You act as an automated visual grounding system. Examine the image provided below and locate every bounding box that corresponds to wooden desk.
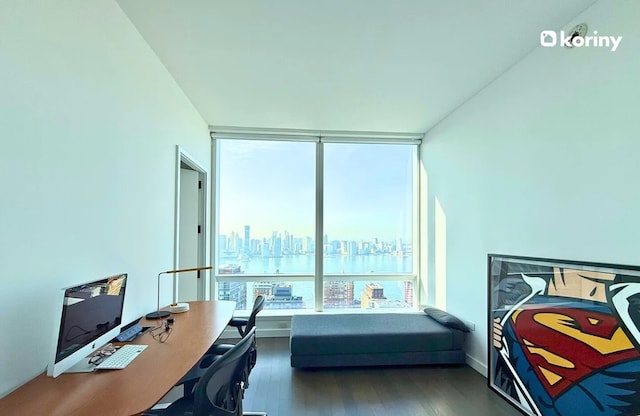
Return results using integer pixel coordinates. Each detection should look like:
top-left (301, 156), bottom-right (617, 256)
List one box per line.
top-left (0, 300), bottom-right (236, 416)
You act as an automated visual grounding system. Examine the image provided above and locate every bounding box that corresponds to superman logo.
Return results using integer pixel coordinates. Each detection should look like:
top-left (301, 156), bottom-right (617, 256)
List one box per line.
top-left (510, 306), bottom-right (640, 397)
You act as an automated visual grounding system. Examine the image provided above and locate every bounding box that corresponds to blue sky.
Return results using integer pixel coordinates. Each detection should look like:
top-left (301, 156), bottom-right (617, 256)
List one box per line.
top-left (218, 140), bottom-right (414, 242)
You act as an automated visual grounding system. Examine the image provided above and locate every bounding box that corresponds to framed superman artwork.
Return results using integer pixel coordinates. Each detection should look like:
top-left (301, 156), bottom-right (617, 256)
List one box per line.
top-left (488, 254), bottom-right (640, 416)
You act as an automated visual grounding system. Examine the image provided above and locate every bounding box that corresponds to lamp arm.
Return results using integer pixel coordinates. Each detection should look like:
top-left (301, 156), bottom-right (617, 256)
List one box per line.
top-left (146, 272), bottom-right (173, 320)
top-left (163, 266), bottom-right (213, 274)
top-left (147, 266), bottom-right (212, 320)
top-left (157, 266), bottom-right (213, 309)
top-left (156, 271), bottom-right (164, 313)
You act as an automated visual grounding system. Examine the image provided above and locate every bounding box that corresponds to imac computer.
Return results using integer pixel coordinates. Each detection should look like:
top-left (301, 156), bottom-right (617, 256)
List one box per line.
top-left (47, 273), bottom-right (127, 377)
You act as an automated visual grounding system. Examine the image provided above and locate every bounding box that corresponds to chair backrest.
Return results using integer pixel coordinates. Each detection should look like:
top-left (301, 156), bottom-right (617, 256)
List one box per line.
top-left (192, 327), bottom-right (256, 416)
top-left (244, 295), bottom-right (265, 334)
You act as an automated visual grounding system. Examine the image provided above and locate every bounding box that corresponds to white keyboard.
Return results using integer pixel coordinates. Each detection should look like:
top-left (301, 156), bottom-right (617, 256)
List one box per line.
top-left (94, 344), bottom-right (148, 370)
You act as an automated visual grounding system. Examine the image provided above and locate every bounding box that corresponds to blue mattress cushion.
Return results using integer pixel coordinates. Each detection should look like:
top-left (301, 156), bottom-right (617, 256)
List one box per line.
top-left (290, 313), bottom-right (464, 356)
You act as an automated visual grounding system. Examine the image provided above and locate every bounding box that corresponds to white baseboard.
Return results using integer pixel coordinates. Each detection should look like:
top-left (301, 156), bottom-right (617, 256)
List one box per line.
top-left (466, 353), bottom-right (487, 377)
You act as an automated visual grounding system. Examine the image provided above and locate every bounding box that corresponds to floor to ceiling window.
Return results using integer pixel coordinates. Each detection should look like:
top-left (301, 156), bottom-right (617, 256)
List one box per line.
top-left (322, 143), bottom-right (415, 309)
top-left (215, 139), bottom-right (316, 310)
top-left (213, 131), bottom-right (419, 312)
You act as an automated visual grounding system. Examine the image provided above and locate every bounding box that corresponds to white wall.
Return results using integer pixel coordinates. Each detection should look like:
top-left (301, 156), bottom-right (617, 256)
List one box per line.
top-left (0, 1), bottom-right (209, 396)
top-left (420, 0), bottom-right (640, 374)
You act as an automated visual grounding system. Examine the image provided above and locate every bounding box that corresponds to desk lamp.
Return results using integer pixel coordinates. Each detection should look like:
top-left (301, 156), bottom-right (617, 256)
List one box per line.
top-left (145, 266), bottom-right (213, 319)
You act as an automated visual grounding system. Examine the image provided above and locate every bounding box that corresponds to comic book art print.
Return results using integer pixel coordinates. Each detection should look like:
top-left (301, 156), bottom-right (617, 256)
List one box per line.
top-left (488, 254), bottom-right (640, 416)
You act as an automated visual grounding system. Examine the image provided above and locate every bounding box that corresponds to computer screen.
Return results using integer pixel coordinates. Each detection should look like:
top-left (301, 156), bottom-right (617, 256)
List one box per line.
top-left (47, 273), bottom-right (127, 377)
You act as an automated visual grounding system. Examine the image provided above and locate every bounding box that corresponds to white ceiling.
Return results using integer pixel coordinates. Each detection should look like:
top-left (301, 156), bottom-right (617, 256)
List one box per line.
top-left (117, 0), bottom-right (596, 133)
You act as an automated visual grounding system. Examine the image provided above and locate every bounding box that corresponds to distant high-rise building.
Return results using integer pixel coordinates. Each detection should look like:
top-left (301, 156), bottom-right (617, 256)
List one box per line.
top-left (361, 282), bottom-right (386, 309)
top-left (229, 231), bottom-right (241, 253)
top-left (339, 240), bottom-right (348, 255)
top-left (404, 281), bottom-right (414, 306)
top-left (272, 232), bottom-right (282, 257)
top-left (330, 240), bottom-right (341, 254)
top-left (244, 225), bottom-right (250, 253)
top-left (253, 282), bottom-right (272, 299)
top-left (304, 236), bottom-right (314, 254)
top-left (261, 238), bottom-right (270, 257)
top-left (217, 282), bottom-right (247, 310)
top-left (228, 231), bottom-right (235, 251)
top-left (293, 237), bottom-right (303, 254)
top-left (349, 241), bottom-right (358, 256)
top-left (283, 230), bottom-right (291, 254)
top-left (324, 280), bottom-right (354, 308)
top-left (218, 235), bottom-right (227, 252)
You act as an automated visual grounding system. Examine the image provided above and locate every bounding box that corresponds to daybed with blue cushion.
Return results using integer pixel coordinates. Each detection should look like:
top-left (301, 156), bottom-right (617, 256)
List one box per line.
top-left (289, 307), bottom-right (469, 368)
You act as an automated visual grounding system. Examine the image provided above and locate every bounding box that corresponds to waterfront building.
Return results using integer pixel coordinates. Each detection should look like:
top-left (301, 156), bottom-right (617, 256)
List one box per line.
top-left (253, 282), bottom-right (273, 299)
top-left (217, 281), bottom-right (247, 309)
top-left (404, 281), bottom-right (414, 306)
top-left (324, 280), bottom-right (355, 308)
top-left (265, 283), bottom-right (304, 309)
top-left (219, 263), bottom-right (242, 274)
top-left (361, 282), bottom-right (387, 309)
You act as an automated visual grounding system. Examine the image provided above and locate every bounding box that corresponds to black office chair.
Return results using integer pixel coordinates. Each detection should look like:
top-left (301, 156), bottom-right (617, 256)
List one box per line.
top-left (144, 328), bottom-right (258, 416)
top-left (209, 295), bottom-right (264, 359)
top-left (232, 294), bottom-right (265, 337)
top-left (179, 295), bottom-right (265, 397)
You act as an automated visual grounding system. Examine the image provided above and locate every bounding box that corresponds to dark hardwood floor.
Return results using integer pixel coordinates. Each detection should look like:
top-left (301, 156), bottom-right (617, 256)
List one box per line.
top-left (242, 337), bottom-right (521, 416)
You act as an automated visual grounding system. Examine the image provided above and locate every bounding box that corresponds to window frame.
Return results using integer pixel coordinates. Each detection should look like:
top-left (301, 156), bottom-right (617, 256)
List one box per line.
top-left (210, 128), bottom-right (422, 312)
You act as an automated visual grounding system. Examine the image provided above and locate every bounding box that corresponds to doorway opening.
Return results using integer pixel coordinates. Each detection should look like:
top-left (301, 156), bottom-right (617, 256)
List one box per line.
top-left (174, 146), bottom-right (208, 302)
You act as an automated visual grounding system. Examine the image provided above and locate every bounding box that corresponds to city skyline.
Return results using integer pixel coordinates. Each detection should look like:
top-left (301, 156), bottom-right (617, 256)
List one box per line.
top-left (219, 225), bottom-right (410, 242)
top-left (218, 223), bottom-right (412, 257)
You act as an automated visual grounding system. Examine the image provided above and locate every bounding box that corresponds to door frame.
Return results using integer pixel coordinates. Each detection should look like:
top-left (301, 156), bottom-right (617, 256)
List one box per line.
top-left (174, 145), bottom-right (208, 301)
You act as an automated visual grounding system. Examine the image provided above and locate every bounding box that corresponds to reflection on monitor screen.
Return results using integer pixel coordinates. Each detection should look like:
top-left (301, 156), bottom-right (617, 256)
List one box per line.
top-left (47, 273), bottom-right (127, 377)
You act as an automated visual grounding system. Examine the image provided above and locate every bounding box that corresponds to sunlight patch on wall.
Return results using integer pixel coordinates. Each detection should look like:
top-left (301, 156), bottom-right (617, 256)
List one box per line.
top-left (435, 196), bottom-right (447, 309)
